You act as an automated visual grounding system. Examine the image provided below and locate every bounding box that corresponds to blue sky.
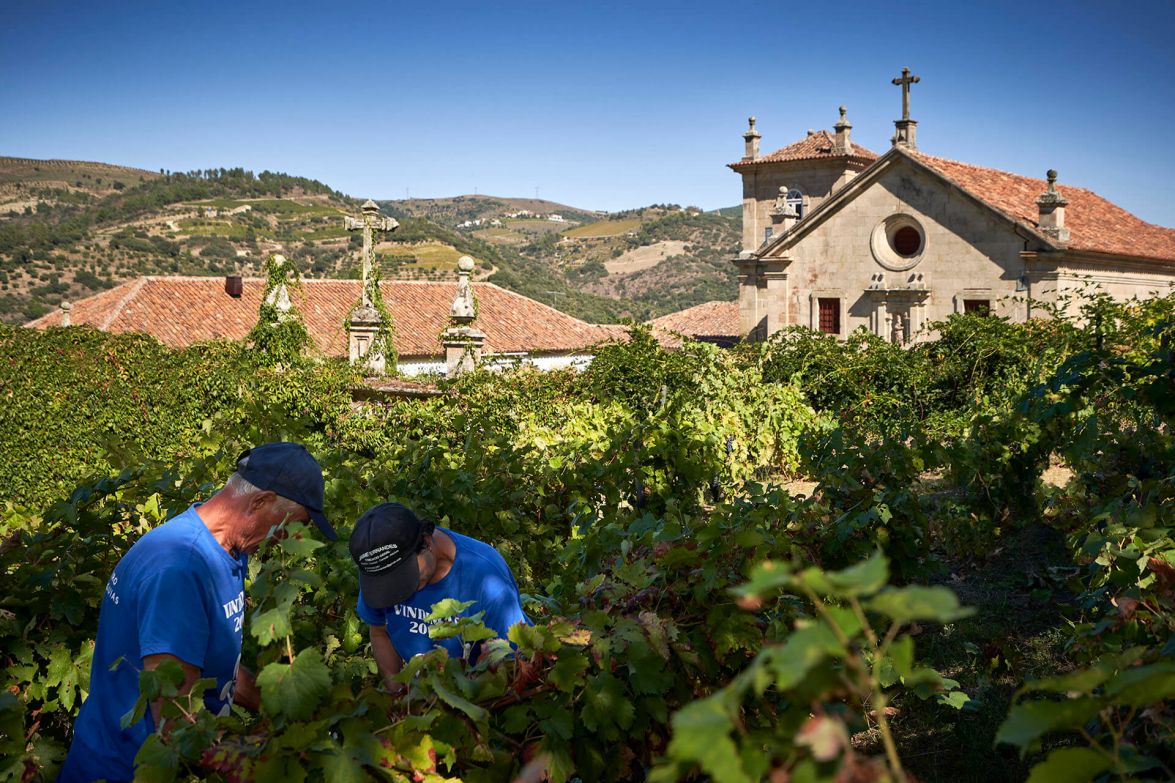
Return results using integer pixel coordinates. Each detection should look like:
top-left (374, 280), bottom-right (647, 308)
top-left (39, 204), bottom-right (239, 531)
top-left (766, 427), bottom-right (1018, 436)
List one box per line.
top-left (3, 1), bottom-right (1174, 224)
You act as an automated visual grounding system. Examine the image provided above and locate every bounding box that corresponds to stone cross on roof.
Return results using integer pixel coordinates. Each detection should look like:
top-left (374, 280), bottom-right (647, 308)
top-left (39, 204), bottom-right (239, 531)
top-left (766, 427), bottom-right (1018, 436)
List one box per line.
top-left (344, 199), bottom-right (399, 308)
top-left (892, 67), bottom-right (920, 121)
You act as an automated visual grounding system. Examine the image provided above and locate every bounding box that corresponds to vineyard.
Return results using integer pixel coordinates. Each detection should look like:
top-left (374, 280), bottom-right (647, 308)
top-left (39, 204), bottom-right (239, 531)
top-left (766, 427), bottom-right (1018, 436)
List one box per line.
top-left (2, 293), bottom-right (1174, 782)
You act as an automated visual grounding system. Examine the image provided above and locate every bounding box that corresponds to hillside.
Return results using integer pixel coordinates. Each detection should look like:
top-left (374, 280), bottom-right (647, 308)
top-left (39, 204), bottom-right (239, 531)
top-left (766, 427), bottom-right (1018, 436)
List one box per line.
top-left (0, 157), bottom-right (738, 326)
top-left (384, 194), bottom-right (601, 229)
top-left (524, 205), bottom-right (742, 319)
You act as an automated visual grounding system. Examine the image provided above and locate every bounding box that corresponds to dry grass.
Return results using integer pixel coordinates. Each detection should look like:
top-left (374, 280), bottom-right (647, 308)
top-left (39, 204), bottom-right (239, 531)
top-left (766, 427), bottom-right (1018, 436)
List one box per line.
top-left (562, 218), bottom-right (641, 238)
top-left (603, 240), bottom-right (688, 275)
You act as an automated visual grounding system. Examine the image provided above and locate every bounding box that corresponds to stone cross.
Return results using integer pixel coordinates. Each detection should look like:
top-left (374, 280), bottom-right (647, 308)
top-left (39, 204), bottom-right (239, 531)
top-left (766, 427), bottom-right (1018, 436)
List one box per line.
top-left (344, 199), bottom-right (399, 307)
top-left (892, 67), bottom-right (920, 121)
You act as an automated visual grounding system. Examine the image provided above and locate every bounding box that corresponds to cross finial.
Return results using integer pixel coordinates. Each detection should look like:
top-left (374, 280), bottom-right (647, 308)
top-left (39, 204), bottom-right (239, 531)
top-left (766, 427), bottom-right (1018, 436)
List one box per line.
top-left (345, 201), bottom-right (399, 309)
top-left (892, 67), bottom-right (921, 121)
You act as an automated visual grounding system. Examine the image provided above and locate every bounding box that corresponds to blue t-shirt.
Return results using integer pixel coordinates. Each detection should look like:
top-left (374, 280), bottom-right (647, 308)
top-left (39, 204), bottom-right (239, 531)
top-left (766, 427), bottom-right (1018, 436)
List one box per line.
top-left (60, 505), bottom-right (248, 783)
top-left (356, 528), bottom-right (529, 661)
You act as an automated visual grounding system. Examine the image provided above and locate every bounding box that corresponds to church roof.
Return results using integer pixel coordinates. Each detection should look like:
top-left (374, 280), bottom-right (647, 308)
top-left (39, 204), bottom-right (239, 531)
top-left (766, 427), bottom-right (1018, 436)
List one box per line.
top-left (908, 150), bottom-right (1175, 263)
top-left (25, 276), bottom-right (621, 358)
top-left (648, 300), bottom-right (739, 338)
top-left (729, 130), bottom-right (879, 170)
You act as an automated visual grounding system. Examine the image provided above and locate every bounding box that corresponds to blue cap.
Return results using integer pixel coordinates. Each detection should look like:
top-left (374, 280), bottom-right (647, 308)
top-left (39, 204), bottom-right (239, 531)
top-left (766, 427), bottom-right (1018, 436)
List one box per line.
top-left (235, 442), bottom-right (335, 541)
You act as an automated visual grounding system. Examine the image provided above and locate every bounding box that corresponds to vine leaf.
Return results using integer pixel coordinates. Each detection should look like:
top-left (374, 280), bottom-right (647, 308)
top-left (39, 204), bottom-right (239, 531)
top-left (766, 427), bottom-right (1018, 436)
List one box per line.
top-left (995, 697), bottom-right (1104, 752)
top-left (257, 648), bottom-right (331, 722)
top-left (431, 678), bottom-right (489, 725)
top-left (320, 746), bottom-right (368, 783)
top-left (664, 696), bottom-right (753, 783)
top-left (866, 585), bottom-right (974, 623)
top-left (1024, 747), bottom-right (1112, 783)
top-left (579, 672), bottom-right (635, 741)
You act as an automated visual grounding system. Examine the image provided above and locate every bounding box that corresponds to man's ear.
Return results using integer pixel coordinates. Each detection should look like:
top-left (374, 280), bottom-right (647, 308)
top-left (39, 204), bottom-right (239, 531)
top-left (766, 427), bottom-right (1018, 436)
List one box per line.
top-left (247, 490), bottom-right (277, 514)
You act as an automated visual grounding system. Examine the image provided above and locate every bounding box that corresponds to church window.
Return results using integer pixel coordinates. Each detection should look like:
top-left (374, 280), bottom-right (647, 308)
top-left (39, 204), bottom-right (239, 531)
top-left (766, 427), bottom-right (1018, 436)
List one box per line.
top-left (786, 189), bottom-right (805, 218)
top-left (892, 225), bottom-right (922, 257)
top-left (963, 299), bottom-right (991, 316)
top-left (871, 214), bottom-right (926, 272)
top-left (818, 298), bottom-right (840, 335)
top-left (764, 227), bottom-right (773, 242)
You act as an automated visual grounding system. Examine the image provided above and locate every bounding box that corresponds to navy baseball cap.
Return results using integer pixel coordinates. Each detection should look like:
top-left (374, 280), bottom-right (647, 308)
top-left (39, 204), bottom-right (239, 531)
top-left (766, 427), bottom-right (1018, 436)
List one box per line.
top-left (235, 442), bottom-right (336, 541)
top-left (349, 502), bottom-right (426, 608)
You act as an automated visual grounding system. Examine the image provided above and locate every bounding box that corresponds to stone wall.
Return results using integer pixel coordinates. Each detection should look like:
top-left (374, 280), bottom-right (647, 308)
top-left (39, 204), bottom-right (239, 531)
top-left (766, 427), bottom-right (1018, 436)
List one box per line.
top-left (740, 160), bottom-right (867, 251)
top-left (770, 161), bottom-right (1029, 339)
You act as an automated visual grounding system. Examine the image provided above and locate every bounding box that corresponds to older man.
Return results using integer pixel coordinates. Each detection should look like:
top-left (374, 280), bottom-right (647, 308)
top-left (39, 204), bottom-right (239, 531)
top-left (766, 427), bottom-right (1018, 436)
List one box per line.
top-left (59, 442), bottom-right (334, 783)
top-left (349, 502), bottom-right (530, 690)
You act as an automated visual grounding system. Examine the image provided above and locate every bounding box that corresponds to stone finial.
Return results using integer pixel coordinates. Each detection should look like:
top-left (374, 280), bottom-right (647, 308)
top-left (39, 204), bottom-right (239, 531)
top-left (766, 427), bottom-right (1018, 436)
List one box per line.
top-left (442, 254), bottom-right (484, 376)
top-left (60, 300), bottom-right (71, 327)
top-left (450, 255), bottom-right (477, 324)
top-left (770, 186), bottom-right (800, 232)
top-left (832, 105), bottom-right (853, 155)
top-left (1036, 169), bottom-right (1070, 242)
top-left (361, 199), bottom-right (379, 213)
top-left (743, 116), bottom-right (761, 160)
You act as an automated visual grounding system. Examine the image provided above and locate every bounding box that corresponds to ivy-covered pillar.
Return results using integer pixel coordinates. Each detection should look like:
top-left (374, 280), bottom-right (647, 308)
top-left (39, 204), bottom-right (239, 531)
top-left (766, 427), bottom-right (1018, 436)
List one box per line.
top-left (248, 253), bottom-right (309, 365)
top-left (348, 301), bottom-right (387, 375)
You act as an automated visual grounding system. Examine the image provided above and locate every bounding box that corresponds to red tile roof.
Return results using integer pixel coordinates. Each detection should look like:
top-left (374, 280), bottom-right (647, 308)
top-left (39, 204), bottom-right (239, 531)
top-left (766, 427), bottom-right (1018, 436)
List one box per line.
top-left (908, 150), bottom-right (1175, 263)
top-left (730, 130), bottom-right (879, 170)
top-left (648, 300), bottom-right (739, 338)
top-left (26, 277), bottom-right (619, 358)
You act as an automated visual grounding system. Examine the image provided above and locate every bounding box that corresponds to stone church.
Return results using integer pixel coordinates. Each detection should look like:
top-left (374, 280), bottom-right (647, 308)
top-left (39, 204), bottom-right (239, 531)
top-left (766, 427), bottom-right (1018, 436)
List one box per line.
top-left (731, 69), bottom-right (1175, 342)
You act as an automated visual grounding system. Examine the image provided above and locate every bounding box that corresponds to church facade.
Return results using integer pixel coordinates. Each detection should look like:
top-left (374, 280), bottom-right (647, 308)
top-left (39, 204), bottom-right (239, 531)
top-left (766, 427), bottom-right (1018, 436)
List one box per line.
top-left (731, 72), bottom-right (1175, 342)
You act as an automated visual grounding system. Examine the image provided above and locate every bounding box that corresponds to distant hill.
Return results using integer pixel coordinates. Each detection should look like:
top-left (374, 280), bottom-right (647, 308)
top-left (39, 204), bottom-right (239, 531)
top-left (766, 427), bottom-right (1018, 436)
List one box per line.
top-left (0, 157), bottom-right (739, 326)
top-left (384, 194), bottom-right (601, 228)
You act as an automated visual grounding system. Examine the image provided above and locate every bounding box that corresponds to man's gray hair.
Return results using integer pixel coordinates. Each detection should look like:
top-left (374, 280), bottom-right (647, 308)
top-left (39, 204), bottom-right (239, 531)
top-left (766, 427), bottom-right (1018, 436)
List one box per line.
top-left (223, 472), bottom-right (303, 517)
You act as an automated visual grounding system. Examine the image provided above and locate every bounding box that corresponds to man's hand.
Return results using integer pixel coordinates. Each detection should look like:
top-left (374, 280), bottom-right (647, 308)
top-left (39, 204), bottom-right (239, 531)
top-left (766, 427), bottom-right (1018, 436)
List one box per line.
top-left (233, 666), bottom-right (260, 711)
top-left (142, 653), bottom-right (201, 732)
top-left (369, 624), bottom-right (405, 695)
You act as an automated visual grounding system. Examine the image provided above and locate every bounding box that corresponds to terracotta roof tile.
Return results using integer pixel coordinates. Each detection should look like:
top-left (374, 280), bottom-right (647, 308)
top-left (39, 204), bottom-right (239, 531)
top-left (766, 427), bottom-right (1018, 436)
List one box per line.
top-left (909, 151), bottom-right (1175, 263)
top-left (730, 130), bottom-right (879, 169)
top-left (648, 300), bottom-right (739, 338)
top-left (27, 277), bottom-right (618, 358)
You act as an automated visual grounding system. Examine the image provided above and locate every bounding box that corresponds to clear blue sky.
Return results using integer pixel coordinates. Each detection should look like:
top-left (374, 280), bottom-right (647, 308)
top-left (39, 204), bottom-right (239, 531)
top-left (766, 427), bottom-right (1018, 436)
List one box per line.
top-left (3, 0), bottom-right (1174, 224)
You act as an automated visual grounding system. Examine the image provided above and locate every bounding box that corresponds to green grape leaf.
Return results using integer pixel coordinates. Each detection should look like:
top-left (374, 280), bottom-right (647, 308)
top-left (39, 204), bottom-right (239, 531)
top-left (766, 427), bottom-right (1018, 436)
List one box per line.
top-left (431, 677), bottom-right (489, 725)
top-left (579, 672), bottom-right (635, 741)
top-left (277, 524), bottom-right (325, 558)
top-left (798, 550), bottom-right (889, 597)
top-left (866, 586), bottom-right (973, 623)
top-left (996, 697), bottom-right (1104, 751)
top-left (256, 648), bottom-right (331, 722)
top-left (1025, 747), bottom-right (1112, 783)
top-left (132, 734), bottom-right (179, 783)
top-left (549, 649), bottom-right (589, 693)
top-left (665, 696), bottom-right (754, 783)
top-left (762, 622), bottom-right (843, 691)
top-left (320, 746), bottom-right (368, 783)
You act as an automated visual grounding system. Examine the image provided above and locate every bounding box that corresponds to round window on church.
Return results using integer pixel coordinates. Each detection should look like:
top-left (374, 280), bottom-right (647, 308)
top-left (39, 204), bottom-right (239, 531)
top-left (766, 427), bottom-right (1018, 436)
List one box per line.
top-left (871, 214), bottom-right (926, 271)
top-left (892, 225), bottom-right (922, 257)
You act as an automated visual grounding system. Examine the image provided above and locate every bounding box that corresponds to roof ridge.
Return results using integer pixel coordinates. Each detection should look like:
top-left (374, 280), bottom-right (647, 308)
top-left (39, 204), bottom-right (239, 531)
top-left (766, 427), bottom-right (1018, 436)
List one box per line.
top-left (100, 278), bottom-right (149, 329)
top-left (909, 150), bottom-right (1106, 201)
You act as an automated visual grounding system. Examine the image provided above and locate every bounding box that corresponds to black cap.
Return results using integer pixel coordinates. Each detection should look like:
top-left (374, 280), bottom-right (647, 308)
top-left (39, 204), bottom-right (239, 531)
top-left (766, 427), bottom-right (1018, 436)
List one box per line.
top-left (235, 442), bottom-right (335, 541)
top-left (348, 502), bottom-right (426, 608)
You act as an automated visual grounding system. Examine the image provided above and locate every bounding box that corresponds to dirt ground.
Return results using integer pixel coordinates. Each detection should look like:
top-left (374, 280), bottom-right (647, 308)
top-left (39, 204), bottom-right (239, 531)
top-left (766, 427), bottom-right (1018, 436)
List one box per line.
top-left (603, 240), bottom-right (687, 275)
